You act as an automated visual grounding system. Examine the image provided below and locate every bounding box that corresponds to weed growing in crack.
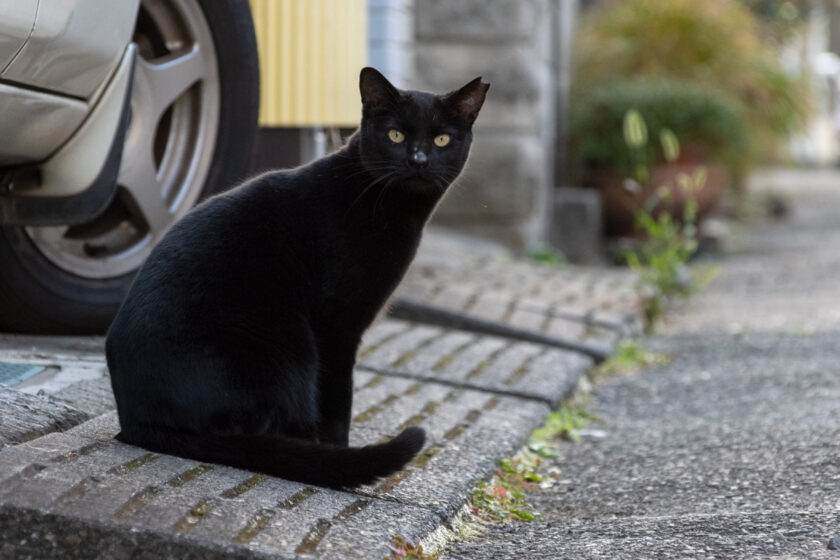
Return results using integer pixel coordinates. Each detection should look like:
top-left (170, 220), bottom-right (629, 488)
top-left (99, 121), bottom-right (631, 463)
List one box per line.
top-left (384, 536), bottom-right (438, 559)
top-left (596, 339), bottom-right (671, 376)
top-left (529, 402), bottom-right (596, 448)
top-left (620, 109), bottom-right (719, 331)
top-left (469, 452), bottom-right (547, 523)
top-left (469, 399), bottom-right (601, 523)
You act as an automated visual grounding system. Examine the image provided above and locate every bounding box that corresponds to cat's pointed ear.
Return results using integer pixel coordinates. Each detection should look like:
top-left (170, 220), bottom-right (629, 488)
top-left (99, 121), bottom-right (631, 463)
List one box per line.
top-left (444, 77), bottom-right (490, 125)
top-left (360, 67), bottom-right (400, 108)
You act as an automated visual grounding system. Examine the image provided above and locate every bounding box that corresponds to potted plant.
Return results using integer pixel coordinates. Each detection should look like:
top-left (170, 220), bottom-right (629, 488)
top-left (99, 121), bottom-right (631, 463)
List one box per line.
top-left (569, 80), bottom-right (748, 235)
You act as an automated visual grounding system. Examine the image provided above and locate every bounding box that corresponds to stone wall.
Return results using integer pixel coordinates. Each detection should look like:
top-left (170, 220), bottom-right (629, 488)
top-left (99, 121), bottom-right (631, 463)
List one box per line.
top-left (408, 0), bottom-right (565, 251)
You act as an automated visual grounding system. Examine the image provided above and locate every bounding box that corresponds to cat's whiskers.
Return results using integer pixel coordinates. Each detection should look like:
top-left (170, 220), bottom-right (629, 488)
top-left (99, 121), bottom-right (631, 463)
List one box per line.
top-left (373, 173), bottom-right (402, 216)
top-left (334, 158), bottom-right (403, 183)
top-left (331, 158), bottom-right (392, 172)
top-left (341, 169), bottom-right (389, 184)
top-left (434, 176), bottom-right (451, 197)
top-left (343, 169), bottom-right (399, 220)
top-left (432, 166), bottom-right (475, 204)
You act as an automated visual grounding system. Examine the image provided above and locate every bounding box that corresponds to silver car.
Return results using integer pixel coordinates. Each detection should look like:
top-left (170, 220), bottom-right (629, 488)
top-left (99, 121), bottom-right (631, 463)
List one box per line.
top-left (0, 0), bottom-right (259, 333)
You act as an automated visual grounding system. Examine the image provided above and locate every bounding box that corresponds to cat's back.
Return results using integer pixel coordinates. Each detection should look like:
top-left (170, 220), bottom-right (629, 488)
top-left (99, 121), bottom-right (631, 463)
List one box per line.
top-left (105, 145), bottom-right (362, 355)
top-left (107, 169), bottom-right (318, 343)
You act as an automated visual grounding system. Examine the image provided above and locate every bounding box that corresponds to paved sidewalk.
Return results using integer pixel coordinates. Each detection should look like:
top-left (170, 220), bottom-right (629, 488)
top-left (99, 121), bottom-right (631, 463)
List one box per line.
top-left (396, 232), bottom-right (642, 352)
top-left (445, 168), bottom-right (840, 558)
top-left (0, 231), bottom-right (642, 558)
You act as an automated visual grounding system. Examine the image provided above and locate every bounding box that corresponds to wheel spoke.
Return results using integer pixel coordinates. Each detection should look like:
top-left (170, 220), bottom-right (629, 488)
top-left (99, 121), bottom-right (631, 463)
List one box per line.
top-left (138, 45), bottom-right (205, 120)
top-left (118, 140), bottom-right (173, 235)
top-left (26, 225), bottom-right (70, 248)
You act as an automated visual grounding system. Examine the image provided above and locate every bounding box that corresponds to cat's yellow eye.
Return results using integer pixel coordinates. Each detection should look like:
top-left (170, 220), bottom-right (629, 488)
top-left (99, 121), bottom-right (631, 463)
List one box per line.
top-left (434, 134), bottom-right (451, 148)
top-left (388, 129), bottom-right (405, 143)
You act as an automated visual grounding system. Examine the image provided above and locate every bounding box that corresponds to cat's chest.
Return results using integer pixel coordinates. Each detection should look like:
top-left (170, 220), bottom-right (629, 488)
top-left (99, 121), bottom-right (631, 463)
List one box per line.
top-left (338, 226), bottom-right (417, 290)
top-left (320, 223), bottom-right (420, 326)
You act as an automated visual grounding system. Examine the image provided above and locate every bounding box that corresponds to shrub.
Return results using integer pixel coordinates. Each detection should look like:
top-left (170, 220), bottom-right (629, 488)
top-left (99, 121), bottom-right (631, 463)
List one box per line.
top-left (569, 80), bottom-right (748, 180)
top-left (573, 0), bottom-right (811, 163)
top-left (739, 0), bottom-right (811, 43)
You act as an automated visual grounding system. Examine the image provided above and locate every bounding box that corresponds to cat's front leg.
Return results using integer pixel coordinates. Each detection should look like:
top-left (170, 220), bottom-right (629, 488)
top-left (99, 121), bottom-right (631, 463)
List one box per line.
top-left (316, 350), bottom-right (355, 446)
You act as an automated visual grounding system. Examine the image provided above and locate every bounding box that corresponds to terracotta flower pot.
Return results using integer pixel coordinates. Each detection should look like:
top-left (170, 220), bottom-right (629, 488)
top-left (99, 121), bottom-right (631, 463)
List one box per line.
top-left (590, 163), bottom-right (730, 236)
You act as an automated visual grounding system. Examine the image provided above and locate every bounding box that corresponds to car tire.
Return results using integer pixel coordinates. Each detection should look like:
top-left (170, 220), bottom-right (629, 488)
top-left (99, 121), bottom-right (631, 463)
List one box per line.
top-left (0, 0), bottom-right (259, 334)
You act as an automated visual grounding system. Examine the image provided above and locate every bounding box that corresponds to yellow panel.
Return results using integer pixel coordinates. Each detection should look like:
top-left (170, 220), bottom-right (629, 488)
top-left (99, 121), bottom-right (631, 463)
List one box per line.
top-left (249, 0), bottom-right (367, 127)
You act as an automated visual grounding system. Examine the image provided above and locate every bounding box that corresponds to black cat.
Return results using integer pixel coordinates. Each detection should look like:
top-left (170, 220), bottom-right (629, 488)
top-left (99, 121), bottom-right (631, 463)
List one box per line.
top-left (105, 68), bottom-right (489, 489)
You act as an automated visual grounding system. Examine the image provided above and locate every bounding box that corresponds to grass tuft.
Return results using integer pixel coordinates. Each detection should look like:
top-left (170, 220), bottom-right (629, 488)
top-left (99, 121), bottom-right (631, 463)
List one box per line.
top-left (530, 402), bottom-right (596, 447)
top-left (596, 339), bottom-right (670, 376)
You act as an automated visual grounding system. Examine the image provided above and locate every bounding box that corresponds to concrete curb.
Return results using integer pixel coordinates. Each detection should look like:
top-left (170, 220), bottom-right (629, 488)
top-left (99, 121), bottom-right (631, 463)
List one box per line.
top-left (0, 243), bottom-right (643, 558)
top-left (0, 330), bottom-right (579, 558)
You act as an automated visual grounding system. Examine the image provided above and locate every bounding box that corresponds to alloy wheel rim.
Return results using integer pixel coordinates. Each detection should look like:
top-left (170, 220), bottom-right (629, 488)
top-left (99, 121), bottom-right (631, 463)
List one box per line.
top-left (25, 0), bottom-right (220, 280)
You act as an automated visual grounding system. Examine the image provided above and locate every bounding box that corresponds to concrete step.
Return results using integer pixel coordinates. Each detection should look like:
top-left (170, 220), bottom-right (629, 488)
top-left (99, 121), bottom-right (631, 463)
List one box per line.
top-left (0, 386), bottom-right (90, 447)
top-left (395, 238), bottom-right (644, 354)
top-left (359, 320), bottom-right (592, 407)
top-left (0, 368), bottom-right (549, 558)
top-left (396, 267), bottom-right (642, 339)
top-left (0, 317), bottom-right (587, 558)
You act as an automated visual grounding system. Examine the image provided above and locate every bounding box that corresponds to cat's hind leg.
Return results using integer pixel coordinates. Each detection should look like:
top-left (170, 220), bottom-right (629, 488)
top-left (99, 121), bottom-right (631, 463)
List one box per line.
top-left (209, 323), bottom-right (323, 442)
top-left (155, 321), bottom-right (322, 443)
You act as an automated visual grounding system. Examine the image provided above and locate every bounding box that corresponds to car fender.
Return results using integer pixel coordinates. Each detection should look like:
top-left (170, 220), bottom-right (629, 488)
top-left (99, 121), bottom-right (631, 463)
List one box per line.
top-left (0, 44), bottom-right (136, 225)
top-left (1, 0), bottom-right (140, 99)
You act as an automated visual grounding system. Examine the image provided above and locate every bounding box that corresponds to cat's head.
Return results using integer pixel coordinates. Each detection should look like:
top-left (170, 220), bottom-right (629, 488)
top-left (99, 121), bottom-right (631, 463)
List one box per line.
top-left (358, 67), bottom-right (489, 192)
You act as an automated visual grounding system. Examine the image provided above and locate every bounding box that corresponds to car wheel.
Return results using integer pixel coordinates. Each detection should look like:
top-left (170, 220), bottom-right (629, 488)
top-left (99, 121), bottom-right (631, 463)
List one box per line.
top-left (0, 0), bottom-right (259, 334)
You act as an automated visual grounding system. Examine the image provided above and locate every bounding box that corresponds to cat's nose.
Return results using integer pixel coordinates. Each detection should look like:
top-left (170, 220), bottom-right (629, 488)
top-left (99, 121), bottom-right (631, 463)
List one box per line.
top-left (409, 150), bottom-right (429, 169)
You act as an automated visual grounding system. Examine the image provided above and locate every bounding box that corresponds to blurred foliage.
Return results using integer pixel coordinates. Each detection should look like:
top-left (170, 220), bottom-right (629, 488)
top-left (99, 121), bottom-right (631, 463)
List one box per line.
top-left (573, 0), bottom-right (812, 166)
top-left (527, 247), bottom-right (566, 266)
top-left (570, 80), bottom-right (749, 180)
top-left (738, 0), bottom-right (811, 43)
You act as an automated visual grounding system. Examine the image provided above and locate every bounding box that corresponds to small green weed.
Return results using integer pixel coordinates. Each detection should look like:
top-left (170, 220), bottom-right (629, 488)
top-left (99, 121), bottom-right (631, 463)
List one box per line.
top-left (620, 109), bottom-right (718, 330)
top-left (497, 455), bottom-right (546, 485)
top-left (469, 402), bottom-right (596, 524)
top-left (527, 247), bottom-right (565, 266)
top-left (530, 402), bottom-right (594, 447)
top-left (384, 536), bottom-right (438, 559)
top-left (471, 478), bottom-right (538, 523)
top-left (596, 339), bottom-right (671, 376)
top-left (469, 453), bottom-right (545, 523)
top-left (626, 182), bottom-right (718, 328)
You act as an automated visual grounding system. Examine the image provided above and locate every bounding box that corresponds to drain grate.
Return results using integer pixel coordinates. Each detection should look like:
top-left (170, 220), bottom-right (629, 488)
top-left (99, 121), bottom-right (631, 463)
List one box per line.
top-left (0, 361), bottom-right (46, 386)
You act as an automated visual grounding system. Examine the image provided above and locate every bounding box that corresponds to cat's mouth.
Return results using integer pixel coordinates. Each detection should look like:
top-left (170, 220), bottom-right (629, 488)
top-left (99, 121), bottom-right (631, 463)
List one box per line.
top-left (400, 167), bottom-right (440, 182)
top-left (396, 171), bottom-right (448, 196)
top-left (399, 169), bottom-right (439, 188)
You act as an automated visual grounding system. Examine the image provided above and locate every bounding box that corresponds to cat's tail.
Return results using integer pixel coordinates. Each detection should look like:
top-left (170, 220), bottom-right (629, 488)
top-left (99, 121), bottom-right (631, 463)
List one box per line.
top-left (115, 426), bottom-right (426, 489)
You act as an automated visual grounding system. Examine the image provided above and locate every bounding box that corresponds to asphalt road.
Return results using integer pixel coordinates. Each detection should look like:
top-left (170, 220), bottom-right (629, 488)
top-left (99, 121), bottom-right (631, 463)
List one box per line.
top-left (444, 169), bottom-right (840, 559)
